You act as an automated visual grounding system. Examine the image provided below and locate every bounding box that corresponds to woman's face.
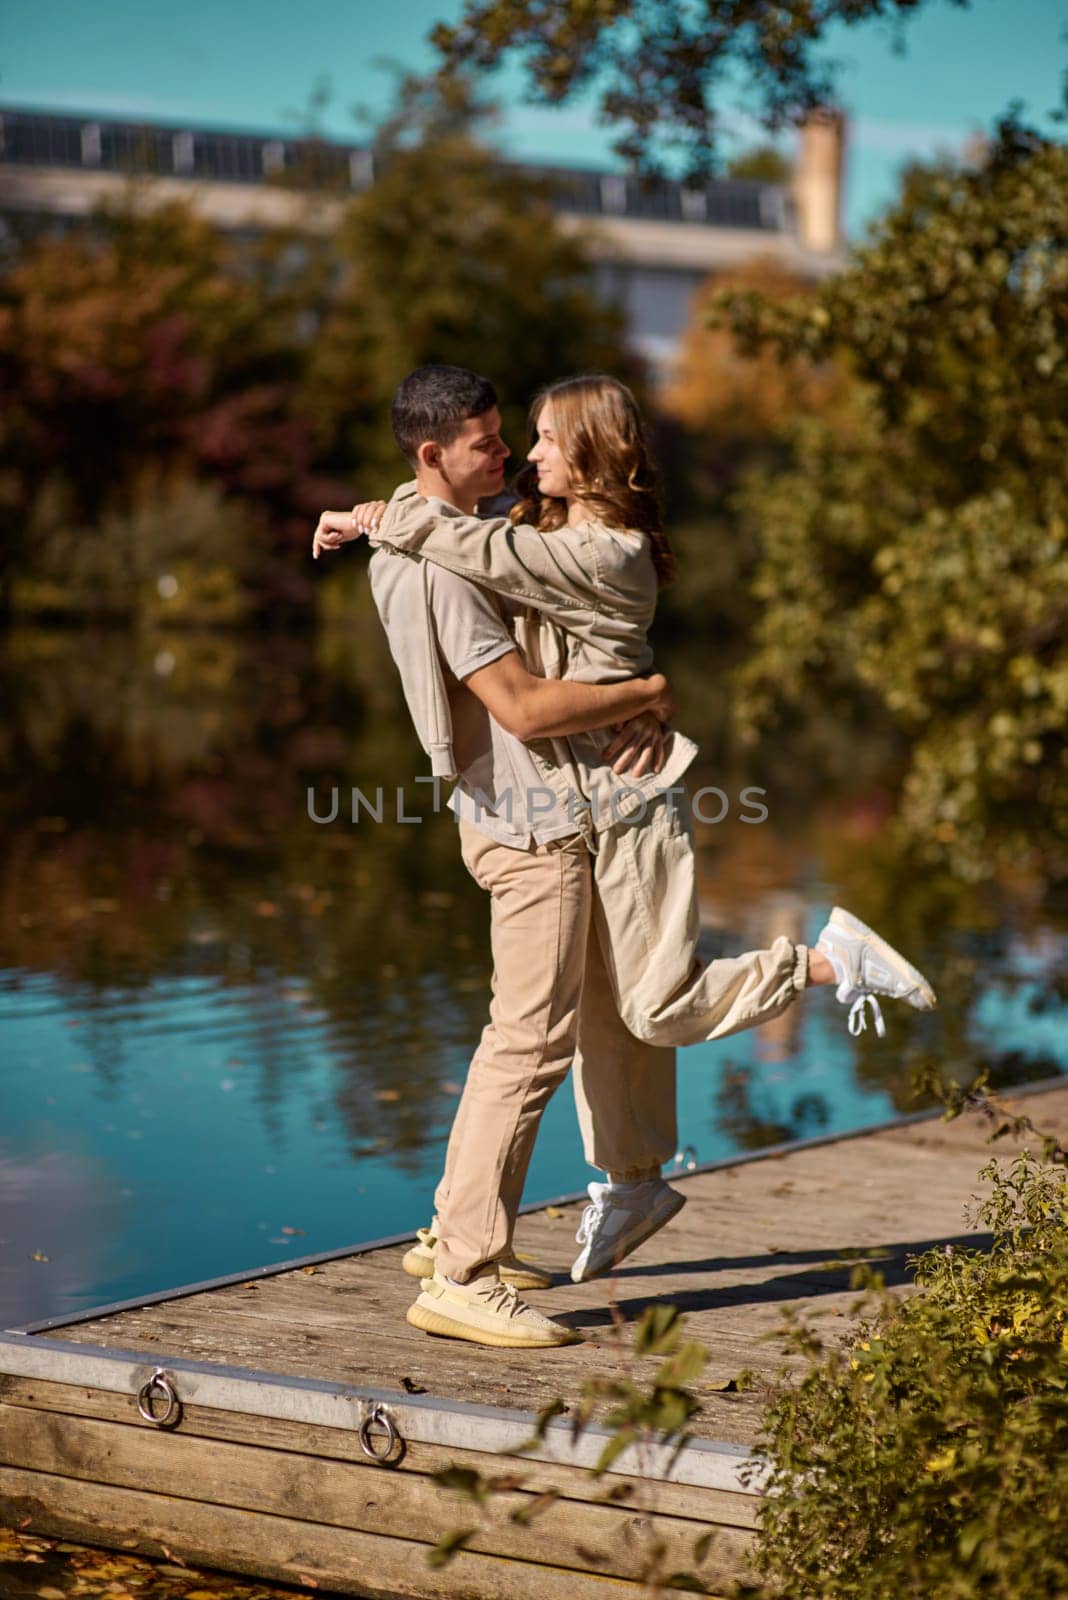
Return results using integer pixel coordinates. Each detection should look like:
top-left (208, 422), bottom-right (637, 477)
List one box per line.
top-left (527, 402), bottom-right (572, 499)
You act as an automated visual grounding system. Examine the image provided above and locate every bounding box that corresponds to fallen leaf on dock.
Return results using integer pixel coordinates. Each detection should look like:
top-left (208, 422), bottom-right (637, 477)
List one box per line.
top-left (544, 1206), bottom-right (565, 1218)
top-left (301, 1265), bottom-right (320, 1275)
top-left (401, 1375), bottom-right (427, 1393)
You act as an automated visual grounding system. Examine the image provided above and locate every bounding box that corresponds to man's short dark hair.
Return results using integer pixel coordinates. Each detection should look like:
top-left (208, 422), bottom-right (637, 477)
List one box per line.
top-left (391, 365), bottom-right (498, 466)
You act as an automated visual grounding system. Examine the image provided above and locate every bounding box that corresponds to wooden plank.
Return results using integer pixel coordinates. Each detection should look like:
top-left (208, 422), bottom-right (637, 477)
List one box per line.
top-left (14, 1081), bottom-right (1066, 1463)
top-left (0, 1334), bottom-right (764, 1492)
top-left (0, 1405), bottom-right (756, 1586)
top-left (0, 1376), bottom-right (760, 1528)
top-left (0, 1467), bottom-right (738, 1600)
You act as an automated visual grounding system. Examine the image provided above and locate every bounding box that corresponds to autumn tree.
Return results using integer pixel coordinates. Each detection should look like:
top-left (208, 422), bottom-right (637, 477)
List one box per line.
top-left (0, 192), bottom-right (344, 620)
top-left (0, 75), bottom-right (634, 619)
top-left (666, 257), bottom-right (848, 441)
top-left (713, 122), bottom-right (1068, 880)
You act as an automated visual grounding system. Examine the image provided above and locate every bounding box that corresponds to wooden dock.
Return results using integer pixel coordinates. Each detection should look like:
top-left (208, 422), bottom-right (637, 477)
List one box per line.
top-left (2, 1079), bottom-right (1066, 1600)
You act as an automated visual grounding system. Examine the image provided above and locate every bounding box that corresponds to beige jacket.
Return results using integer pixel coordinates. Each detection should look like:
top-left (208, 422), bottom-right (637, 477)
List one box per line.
top-left (368, 482), bottom-right (698, 845)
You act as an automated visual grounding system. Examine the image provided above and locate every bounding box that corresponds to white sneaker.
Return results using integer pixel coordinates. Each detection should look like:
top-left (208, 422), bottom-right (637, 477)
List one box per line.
top-left (406, 1270), bottom-right (580, 1348)
top-left (571, 1179), bottom-right (686, 1283)
top-left (816, 905), bottom-right (937, 1038)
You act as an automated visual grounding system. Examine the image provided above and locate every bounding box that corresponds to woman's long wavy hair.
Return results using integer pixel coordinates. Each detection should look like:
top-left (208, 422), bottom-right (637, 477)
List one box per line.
top-left (510, 375), bottom-right (677, 587)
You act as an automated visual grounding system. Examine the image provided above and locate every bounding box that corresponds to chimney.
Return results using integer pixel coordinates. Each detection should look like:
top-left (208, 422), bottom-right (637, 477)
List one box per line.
top-left (794, 107), bottom-right (846, 253)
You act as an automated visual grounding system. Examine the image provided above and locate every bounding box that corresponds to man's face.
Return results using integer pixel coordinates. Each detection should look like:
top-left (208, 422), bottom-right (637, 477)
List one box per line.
top-left (435, 406), bottom-right (511, 506)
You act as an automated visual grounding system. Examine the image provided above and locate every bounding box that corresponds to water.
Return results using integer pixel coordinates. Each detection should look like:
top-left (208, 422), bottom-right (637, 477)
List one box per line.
top-left (2, 622), bottom-right (1065, 1330)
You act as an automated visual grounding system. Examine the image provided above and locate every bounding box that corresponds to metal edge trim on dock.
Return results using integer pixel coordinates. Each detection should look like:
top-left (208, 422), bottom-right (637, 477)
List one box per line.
top-left (12, 1069), bottom-right (1064, 1339)
top-left (0, 1329), bottom-right (767, 1494)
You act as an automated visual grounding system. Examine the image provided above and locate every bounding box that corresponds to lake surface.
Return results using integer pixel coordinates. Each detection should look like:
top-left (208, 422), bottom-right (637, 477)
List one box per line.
top-left (2, 621), bottom-right (1066, 1330)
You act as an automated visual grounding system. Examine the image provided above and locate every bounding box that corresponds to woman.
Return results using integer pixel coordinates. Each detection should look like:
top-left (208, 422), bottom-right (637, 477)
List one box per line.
top-left (316, 375), bottom-right (937, 1055)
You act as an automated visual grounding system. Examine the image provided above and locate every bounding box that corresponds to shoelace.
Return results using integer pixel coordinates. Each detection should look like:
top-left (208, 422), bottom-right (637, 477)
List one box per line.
top-left (575, 1197), bottom-right (606, 1248)
top-left (483, 1279), bottom-right (521, 1317)
top-left (848, 993), bottom-right (886, 1038)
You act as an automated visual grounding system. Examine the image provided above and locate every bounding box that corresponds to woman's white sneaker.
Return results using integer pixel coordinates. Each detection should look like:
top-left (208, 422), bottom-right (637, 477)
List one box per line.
top-left (816, 906), bottom-right (937, 1038)
top-left (571, 1179), bottom-right (686, 1283)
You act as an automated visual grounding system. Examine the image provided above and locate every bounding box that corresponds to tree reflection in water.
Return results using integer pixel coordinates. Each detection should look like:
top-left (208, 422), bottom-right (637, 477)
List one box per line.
top-left (0, 622), bottom-right (1065, 1313)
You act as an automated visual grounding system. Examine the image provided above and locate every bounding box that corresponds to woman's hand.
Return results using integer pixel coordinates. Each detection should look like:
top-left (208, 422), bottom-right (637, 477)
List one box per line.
top-left (603, 710), bottom-right (666, 778)
top-left (645, 671), bottom-right (677, 727)
top-left (312, 501), bottom-right (387, 560)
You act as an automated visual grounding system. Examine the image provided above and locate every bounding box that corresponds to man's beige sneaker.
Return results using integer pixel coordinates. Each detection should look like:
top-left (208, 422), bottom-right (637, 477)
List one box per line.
top-left (401, 1225), bottom-right (553, 1290)
top-left (406, 1270), bottom-right (581, 1348)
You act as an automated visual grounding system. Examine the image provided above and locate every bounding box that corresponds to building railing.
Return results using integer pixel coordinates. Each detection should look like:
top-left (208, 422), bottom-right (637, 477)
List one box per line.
top-left (0, 105), bottom-right (791, 233)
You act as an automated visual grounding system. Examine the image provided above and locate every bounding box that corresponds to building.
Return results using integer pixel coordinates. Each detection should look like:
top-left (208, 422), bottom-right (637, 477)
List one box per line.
top-left (0, 104), bottom-right (847, 374)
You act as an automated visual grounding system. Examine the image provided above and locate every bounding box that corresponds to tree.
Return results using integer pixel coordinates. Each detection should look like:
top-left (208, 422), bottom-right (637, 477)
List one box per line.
top-left (665, 257), bottom-right (848, 441)
top-left (712, 122), bottom-right (1068, 881)
top-left (727, 145), bottom-right (793, 184)
top-left (0, 74), bottom-right (630, 619)
top-left (0, 191), bottom-right (344, 620)
top-left (299, 73), bottom-right (639, 492)
top-left (429, 0), bottom-right (967, 170)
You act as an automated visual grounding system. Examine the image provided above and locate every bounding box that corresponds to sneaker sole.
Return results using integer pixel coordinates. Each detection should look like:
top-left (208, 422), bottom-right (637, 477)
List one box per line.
top-left (402, 1248), bottom-right (435, 1279)
top-left (406, 1301), bottom-right (581, 1348)
top-left (830, 907), bottom-right (937, 1010)
top-left (571, 1191), bottom-right (687, 1284)
top-left (402, 1249), bottom-right (553, 1290)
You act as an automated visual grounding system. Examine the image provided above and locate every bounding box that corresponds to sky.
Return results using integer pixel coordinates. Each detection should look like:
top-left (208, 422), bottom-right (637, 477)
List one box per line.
top-left (1, 0), bottom-right (1064, 239)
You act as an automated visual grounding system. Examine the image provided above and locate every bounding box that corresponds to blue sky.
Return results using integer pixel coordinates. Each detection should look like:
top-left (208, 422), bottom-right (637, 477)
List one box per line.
top-left (1, 0), bottom-right (1064, 238)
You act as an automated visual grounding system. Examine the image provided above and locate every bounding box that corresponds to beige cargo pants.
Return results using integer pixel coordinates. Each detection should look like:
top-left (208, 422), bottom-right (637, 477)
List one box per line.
top-left (433, 790), bottom-right (809, 1283)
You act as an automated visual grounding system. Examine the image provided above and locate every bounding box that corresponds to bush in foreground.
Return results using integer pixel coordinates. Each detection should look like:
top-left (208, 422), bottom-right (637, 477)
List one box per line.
top-left (750, 1107), bottom-right (1068, 1600)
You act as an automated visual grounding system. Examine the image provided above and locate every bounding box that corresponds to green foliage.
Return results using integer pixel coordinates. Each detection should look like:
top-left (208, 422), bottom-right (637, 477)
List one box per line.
top-left (716, 123), bottom-right (1068, 880)
top-left (16, 473), bottom-right (257, 625)
top-left (426, 1527), bottom-right (475, 1568)
top-left (429, 0), bottom-right (963, 170)
top-left (751, 1087), bottom-right (1068, 1600)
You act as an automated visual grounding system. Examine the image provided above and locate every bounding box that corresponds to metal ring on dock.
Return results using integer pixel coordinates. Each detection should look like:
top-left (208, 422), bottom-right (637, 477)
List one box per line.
top-left (357, 1402), bottom-right (401, 1463)
top-left (136, 1368), bottom-right (182, 1428)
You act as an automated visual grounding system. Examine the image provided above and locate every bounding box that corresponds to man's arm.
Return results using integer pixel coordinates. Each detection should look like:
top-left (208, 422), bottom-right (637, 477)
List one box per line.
top-left (463, 649), bottom-right (674, 743)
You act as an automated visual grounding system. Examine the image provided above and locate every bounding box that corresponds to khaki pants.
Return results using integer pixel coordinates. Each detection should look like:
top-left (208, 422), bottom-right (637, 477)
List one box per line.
top-left (591, 788), bottom-right (809, 1047)
top-left (433, 794), bottom-right (808, 1282)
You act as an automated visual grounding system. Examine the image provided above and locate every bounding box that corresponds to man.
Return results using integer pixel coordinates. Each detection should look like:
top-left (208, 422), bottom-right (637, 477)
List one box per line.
top-left (314, 365), bottom-right (687, 1349)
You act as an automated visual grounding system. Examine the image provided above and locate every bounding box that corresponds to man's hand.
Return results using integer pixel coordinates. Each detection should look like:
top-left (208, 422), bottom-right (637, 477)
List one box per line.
top-left (603, 710), bottom-right (666, 778)
top-left (312, 501), bottom-right (387, 560)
